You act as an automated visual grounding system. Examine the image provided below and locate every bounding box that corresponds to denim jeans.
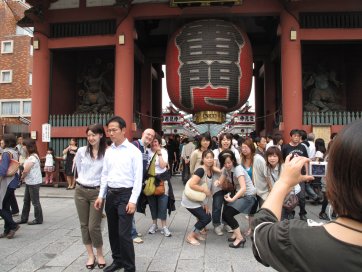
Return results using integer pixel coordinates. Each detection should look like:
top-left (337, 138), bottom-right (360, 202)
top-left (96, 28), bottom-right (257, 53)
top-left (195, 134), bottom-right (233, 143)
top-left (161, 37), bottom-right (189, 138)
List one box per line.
top-left (305, 183), bottom-right (318, 200)
top-left (212, 190), bottom-right (225, 226)
top-left (0, 187), bottom-right (18, 233)
top-left (147, 194), bottom-right (168, 221)
top-left (20, 184), bottom-right (43, 223)
top-left (187, 207), bottom-right (211, 231)
top-left (131, 218), bottom-right (138, 239)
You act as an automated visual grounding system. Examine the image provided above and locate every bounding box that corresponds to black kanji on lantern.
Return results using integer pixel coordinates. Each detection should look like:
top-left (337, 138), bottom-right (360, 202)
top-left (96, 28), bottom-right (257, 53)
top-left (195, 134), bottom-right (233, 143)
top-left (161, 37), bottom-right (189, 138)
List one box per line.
top-left (175, 20), bottom-right (245, 110)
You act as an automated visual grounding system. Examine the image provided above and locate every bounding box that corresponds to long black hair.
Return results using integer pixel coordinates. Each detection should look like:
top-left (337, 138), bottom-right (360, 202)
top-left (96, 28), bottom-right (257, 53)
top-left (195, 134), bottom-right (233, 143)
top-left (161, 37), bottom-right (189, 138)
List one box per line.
top-left (86, 124), bottom-right (107, 159)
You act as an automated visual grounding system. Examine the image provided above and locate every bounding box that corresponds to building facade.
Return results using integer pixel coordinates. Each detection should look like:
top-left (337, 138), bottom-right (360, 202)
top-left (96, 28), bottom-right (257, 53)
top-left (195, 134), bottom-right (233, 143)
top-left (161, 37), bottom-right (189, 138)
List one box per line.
top-left (0, 0), bottom-right (32, 138)
top-left (19, 0), bottom-right (362, 155)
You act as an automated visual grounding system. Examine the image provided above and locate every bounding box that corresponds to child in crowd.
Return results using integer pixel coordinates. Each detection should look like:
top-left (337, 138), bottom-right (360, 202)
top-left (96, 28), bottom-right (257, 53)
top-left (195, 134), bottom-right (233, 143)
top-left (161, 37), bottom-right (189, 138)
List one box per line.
top-left (44, 147), bottom-right (55, 184)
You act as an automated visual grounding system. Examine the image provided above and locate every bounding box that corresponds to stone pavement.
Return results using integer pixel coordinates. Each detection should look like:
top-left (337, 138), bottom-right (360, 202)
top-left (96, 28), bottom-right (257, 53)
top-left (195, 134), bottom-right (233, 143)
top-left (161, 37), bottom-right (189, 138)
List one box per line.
top-left (0, 176), bottom-right (324, 272)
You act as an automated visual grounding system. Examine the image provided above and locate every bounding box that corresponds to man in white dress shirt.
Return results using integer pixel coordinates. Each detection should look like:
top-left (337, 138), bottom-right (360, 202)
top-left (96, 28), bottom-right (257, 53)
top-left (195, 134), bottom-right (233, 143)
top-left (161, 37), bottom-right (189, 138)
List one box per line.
top-left (95, 116), bottom-right (143, 272)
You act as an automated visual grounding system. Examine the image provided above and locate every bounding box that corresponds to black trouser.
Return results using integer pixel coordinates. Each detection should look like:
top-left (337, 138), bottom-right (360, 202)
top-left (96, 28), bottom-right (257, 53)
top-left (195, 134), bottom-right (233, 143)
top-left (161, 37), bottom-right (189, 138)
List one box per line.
top-left (222, 205), bottom-right (240, 230)
top-left (8, 188), bottom-right (19, 214)
top-left (181, 159), bottom-right (190, 184)
top-left (105, 188), bottom-right (135, 272)
top-left (298, 182), bottom-right (307, 216)
top-left (321, 192), bottom-right (329, 214)
top-left (21, 184), bottom-right (43, 223)
top-left (0, 187), bottom-right (18, 234)
top-left (187, 207), bottom-right (211, 231)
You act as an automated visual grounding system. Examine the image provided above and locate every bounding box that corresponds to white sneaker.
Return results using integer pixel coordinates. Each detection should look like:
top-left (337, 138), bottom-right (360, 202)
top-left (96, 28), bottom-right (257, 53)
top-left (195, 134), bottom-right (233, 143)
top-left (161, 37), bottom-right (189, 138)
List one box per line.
top-left (224, 225), bottom-right (233, 233)
top-left (161, 226), bottom-right (172, 237)
top-left (133, 237), bottom-right (144, 244)
top-left (148, 224), bottom-right (158, 234)
top-left (214, 225), bottom-right (224, 236)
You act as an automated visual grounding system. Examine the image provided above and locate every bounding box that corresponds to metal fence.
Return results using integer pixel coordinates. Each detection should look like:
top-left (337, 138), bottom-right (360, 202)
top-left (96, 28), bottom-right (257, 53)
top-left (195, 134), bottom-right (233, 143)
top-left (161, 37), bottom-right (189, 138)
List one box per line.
top-left (50, 138), bottom-right (87, 157)
top-left (49, 113), bottom-right (113, 127)
top-left (303, 111), bottom-right (362, 125)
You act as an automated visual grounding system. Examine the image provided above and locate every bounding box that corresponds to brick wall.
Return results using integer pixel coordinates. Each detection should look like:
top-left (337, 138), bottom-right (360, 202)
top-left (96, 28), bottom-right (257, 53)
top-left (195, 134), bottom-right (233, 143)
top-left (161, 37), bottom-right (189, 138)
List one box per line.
top-left (0, 1), bottom-right (32, 134)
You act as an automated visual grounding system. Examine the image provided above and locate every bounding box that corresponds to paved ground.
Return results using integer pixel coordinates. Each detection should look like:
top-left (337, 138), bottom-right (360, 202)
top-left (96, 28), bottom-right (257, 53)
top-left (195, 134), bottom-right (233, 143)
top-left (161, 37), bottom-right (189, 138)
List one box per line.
top-left (0, 176), bottom-right (324, 272)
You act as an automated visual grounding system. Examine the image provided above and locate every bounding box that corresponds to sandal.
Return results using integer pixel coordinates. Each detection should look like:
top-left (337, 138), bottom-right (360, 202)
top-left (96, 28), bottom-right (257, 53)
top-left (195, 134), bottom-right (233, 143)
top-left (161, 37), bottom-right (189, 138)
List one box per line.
top-left (86, 257), bottom-right (96, 270)
top-left (186, 236), bottom-right (200, 246)
top-left (195, 234), bottom-right (206, 241)
top-left (97, 263), bottom-right (106, 269)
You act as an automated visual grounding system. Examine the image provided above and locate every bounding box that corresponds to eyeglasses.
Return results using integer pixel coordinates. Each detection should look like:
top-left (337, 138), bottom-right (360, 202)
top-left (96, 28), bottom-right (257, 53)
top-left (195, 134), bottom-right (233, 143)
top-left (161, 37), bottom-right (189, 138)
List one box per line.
top-left (107, 128), bottom-right (120, 133)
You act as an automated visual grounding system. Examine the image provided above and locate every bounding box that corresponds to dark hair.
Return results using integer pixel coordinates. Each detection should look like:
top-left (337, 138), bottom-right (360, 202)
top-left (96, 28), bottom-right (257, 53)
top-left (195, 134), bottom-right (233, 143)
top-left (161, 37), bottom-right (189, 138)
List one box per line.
top-left (86, 124), bottom-right (107, 159)
top-left (196, 132), bottom-right (211, 150)
top-left (241, 138), bottom-right (256, 165)
top-left (153, 133), bottom-right (162, 145)
top-left (3, 134), bottom-right (17, 148)
top-left (272, 134), bottom-right (283, 145)
top-left (106, 115), bottom-right (126, 128)
top-left (200, 150), bottom-right (214, 165)
top-left (299, 130), bottom-right (307, 141)
top-left (315, 138), bottom-right (326, 154)
top-left (218, 133), bottom-right (233, 148)
top-left (218, 149), bottom-right (238, 168)
top-left (289, 129), bottom-right (300, 137)
top-left (23, 138), bottom-right (38, 156)
top-left (70, 138), bottom-right (77, 146)
top-left (265, 146), bottom-right (284, 169)
top-left (326, 120), bottom-right (362, 222)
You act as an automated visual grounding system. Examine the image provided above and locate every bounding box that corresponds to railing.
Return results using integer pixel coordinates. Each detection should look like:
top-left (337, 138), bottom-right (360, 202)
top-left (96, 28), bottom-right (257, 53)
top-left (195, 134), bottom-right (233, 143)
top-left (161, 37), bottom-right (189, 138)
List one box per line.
top-left (49, 113), bottom-right (113, 127)
top-left (303, 111), bottom-right (362, 125)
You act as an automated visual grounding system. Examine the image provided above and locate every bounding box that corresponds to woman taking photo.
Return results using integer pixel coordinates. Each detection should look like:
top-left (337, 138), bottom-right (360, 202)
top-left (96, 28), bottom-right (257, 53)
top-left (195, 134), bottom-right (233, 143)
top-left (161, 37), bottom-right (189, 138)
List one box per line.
top-left (212, 133), bottom-right (241, 236)
top-left (63, 138), bottom-right (78, 190)
top-left (252, 120), bottom-right (362, 271)
top-left (0, 134), bottom-right (20, 238)
top-left (17, 139), bottom-right (43, 225)
top-left (216, 150), bottom-right (256, 248)
top-left (189, 132), bottom-right (211, 174)
top-left (181, 150), bottom-right (215, 246)
top-left (74, 124), bottom-right (107, 269)
top-left (147, 134), bottom-right (174, 237)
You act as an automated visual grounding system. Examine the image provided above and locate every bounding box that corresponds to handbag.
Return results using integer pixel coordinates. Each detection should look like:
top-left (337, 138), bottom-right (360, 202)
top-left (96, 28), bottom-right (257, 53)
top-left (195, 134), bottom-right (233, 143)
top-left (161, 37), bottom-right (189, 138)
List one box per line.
top-left (0, 152), bottom-right (20, 177)
top-left (221, 172), bottom-right (236, 196)
top-left (184, 180), bottom-right (208, 202)
top-left (143, 153), bottom-right (157, 196)
top-left (154, 179), bottom-right (165, 196)
top-left (283, 190), bottom-right (299, 211)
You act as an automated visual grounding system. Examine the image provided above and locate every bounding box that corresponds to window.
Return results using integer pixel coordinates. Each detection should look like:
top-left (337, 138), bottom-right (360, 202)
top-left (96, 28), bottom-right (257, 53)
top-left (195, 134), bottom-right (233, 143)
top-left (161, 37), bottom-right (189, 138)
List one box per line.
top-left (30, 45), bottom-right (33, 56)
top-left (23, 101), bottom-right (31, 115)
top-left (1, 40), bottom-right (13, 54)
top-left (0, 70), bottom-right (12, 83)
top-left (1, 101), bottom-right (20, 115)
top-left (29, 72), bottom-right (32, 85)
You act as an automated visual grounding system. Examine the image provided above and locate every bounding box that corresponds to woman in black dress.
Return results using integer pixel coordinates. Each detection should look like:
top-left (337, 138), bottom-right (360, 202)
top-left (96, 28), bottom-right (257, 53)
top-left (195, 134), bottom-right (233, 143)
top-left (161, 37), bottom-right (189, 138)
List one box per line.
top-left (63, 138), bottom-right (78, 190)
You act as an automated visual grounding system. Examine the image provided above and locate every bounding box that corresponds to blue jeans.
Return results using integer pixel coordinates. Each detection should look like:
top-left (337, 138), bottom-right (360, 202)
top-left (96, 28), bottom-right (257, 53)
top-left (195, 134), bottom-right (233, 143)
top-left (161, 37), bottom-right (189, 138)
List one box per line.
top-left (305, 183), bottom-right (318, 200)
top-left (131, 218), bottom-right (138, 239)
top-left (147, 194), bottom-right (168, 221)
top-left (212, 190), bottom-right (225, 226)
top-left (187, 207), bottom-right (211, 231)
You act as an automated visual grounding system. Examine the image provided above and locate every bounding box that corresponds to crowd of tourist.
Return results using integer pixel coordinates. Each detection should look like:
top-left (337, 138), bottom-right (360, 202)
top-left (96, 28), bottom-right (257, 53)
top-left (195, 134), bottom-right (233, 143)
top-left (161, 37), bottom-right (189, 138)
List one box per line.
top-left (0, 117), bottom-right (361, 271)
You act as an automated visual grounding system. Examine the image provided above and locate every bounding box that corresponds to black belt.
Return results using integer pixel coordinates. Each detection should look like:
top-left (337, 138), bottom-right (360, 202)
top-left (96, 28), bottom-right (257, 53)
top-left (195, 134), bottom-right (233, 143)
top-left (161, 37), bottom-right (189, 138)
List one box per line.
top-left (77, 182), bottom-right (99, 190)
top-left (108, 187), bottom-right (132, 193)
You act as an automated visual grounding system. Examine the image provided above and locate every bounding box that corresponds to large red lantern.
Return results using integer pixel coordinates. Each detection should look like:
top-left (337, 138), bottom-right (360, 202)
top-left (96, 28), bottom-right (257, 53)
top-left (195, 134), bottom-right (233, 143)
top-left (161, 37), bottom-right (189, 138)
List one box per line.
top-left (166, 19), bottom-right (253, 124)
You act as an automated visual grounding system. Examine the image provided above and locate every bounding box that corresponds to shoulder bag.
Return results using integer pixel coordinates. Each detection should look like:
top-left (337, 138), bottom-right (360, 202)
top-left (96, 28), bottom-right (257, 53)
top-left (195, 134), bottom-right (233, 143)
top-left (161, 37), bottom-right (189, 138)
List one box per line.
top-left (143, 153), bottom-right (157, 196)
top-left (0, 152), bottom-right (20, 177)
top-left (221, 172), bottom-right (236, 197)
top-left (184, 181), bottom-right (208, 202)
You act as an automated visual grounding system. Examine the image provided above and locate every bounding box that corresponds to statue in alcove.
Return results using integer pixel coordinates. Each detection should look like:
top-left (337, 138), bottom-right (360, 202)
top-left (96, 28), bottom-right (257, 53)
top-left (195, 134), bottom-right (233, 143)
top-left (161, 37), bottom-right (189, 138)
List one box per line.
top-left (75, 60), bottom-right (114, 114)
top-left (303, 66), bottom-right (345, 112)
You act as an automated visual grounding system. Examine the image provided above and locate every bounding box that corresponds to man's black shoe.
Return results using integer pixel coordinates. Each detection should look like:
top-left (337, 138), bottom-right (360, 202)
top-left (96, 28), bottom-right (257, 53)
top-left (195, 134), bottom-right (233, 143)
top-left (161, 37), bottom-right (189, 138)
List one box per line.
top-left (103, 262), bottom-right (123, 272)
top-left (299, 214), bottom-right (308, 221)
top-left (15, 219), bottom-right (27, 224)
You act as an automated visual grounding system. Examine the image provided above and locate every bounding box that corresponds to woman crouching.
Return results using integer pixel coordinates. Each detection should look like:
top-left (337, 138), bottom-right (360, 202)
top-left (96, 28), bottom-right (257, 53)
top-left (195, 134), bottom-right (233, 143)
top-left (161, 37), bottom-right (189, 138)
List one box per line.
top-left (181, 150), bottom-right (215, 245)
top-left (216, 149), bottom-right (257, 248)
